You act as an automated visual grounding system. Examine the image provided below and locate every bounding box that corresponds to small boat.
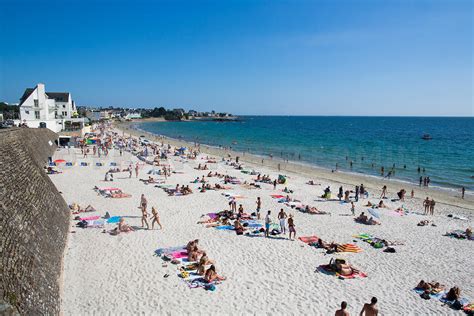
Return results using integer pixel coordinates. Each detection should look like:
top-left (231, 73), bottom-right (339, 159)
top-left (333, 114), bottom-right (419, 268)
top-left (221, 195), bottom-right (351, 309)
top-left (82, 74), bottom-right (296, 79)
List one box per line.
top-left (421, 134), bottom-right (432, 140)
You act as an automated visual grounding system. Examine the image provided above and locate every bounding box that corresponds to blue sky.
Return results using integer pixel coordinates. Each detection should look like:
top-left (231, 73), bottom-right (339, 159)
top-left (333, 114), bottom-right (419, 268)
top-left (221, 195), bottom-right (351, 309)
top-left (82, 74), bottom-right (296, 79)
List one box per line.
top-left (0, 0), bottom-right (472, 116)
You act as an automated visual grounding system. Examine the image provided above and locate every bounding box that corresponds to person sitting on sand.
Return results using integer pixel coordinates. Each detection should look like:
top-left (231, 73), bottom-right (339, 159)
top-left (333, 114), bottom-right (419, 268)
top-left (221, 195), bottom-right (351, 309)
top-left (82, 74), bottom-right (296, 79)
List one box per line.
top-left (283, 187), bottom-right (293, 193)
top-left (445, 286), bottom-right (461, 301)
top-left (151, 207), bottom-right (162, 230)
top-left (204, 265), bottom-right (226, 283)
top-left (356, 212), bottom-right (368, 223)
top-left (188, 246), bottom-right (202, 262)
top-left (466, 228), bottom-right (472, 239)
top-left (377, 200), bottom-right (387, 208)
top-left (234, 219), bottom-right (245, 235)
top-left (111, 218), bottom-right (134, 234)
top-left (360, 297), bottom-right (378, 316)
top-left (197, 252), bottom-right (214, 275)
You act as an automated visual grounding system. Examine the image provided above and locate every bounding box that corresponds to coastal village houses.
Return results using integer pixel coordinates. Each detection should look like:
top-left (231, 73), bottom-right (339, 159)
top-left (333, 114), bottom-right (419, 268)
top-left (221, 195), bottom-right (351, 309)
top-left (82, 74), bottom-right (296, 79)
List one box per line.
top-left (18, 83), bottom-right (85, 133)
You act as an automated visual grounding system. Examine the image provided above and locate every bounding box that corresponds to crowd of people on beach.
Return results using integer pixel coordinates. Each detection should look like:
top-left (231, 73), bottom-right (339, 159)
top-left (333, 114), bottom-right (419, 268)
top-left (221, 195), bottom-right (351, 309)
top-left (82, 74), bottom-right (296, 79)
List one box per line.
top-left (54, 122), bottom-right (472, 314)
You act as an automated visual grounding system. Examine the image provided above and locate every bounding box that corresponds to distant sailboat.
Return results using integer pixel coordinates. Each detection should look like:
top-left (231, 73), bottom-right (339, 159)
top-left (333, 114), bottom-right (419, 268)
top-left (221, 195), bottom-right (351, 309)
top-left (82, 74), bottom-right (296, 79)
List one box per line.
top-left (421, 134), bottom-right (432, 140)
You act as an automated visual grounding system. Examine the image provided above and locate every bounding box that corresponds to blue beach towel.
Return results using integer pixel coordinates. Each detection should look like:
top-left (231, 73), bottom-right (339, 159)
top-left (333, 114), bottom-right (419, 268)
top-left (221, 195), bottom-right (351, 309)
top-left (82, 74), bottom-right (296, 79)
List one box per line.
top-left (107, 216), bottom-right (121, 224)
top-left (215, 225), bottom-right (234, 230)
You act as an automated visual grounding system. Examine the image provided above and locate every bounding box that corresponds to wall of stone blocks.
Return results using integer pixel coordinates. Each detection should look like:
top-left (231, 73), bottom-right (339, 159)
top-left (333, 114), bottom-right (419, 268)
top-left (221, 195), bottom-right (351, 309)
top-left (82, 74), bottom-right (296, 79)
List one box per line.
top-left (0, 128), bottom-right (70, 315)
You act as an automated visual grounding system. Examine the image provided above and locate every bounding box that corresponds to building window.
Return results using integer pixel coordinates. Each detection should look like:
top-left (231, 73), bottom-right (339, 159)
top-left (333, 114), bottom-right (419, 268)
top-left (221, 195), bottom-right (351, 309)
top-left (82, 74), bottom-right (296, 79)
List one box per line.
top-left (25, 110), bottom-right (30, 114)
top-left (62, 111), bottom-right (67, 116)
top-left (35, 111), bottom-right (40, 119)
top-left (55, 111), bottom-right (58, 118)
top-left (63, 104), bottom-right (66, 108)
top-left (34, 99), bottom-right (39, 107)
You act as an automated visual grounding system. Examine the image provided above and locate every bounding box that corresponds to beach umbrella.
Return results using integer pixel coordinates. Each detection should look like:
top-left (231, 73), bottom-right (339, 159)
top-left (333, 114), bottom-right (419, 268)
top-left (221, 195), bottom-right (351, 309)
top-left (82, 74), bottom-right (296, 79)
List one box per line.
top-left (367, 208), bottom-right (380, 219)
top-left (54, 159), bottom-right (66, 163)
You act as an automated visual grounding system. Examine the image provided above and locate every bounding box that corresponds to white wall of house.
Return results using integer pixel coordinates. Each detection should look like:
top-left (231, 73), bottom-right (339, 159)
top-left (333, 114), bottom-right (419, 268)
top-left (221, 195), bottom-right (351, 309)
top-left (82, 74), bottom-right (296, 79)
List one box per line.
top-left (18, 83), bottom-right (83, 133)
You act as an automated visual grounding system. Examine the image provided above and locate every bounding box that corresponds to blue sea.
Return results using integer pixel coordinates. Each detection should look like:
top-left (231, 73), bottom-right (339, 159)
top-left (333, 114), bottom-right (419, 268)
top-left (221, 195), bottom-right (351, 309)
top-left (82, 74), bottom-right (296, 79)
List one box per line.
top-left (137, 116), bottom-right (474, 192)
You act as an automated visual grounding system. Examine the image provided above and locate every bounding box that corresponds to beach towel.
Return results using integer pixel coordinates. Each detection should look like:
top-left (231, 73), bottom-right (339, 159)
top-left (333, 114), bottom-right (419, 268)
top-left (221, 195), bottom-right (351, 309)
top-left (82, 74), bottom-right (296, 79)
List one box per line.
top-left (336, 244), bottom-right (363, 253)
top-left (440, 296), bottom-right (469, 307)
top-left (79, 215), bottom-right (100, 221)
top-left (155, 246), bottom-right (186, 256)
top-left (215, 225), bottom-right (234, 230)
top-left (171, 250), bottom-right (188, 259)
top-left (299, 236), bottom-right (319, 244)
top-left (317, 265), bottom-right (367, 279)
top-left (85, 219), bottom-right (105, 228)
top-left (107, 216), bottom-right (121, 224)
top-left (271, 194), bottom-right (285, 199)
top-left (463, 303), bottom-right (474, 313)
top-left (413, 288), bottom-right (446, 300)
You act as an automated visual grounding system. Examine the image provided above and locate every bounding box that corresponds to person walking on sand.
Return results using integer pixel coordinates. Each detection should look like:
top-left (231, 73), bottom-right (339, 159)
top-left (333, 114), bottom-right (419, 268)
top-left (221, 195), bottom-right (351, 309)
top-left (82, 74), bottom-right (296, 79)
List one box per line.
top-left (129, 163), bottom-right (132, 178)
top-left (278, 208), bottom-right (287, 234)
top-left (419, 176), bottom-right (423, 186)
top-left (351, 202), bottom-right (355, 216)
top-left (430, 199), bottom-right (436, 216)
top-left (411, 189), bottom-right (414, 199)
top-left (141, 204), bottom-right (149, 229)
top-left (380, 185), bottom-right (387, 199)
top-left (288, 214), bottom-right (296, 240)
top-left (423, 197), bottom-right (430, 215)
top-left (338, 186), bottom-right (343, 201)
top-left (335, 301), bottom-right (349, 316)
top-left (135, 162), bottom-right (139, 178)
top-left (151, 206), bottom-right (162, 230)
top-left (360, 297), bottom-right (378, 316)
top-left (273, 179), bottom-right (277, 190)
top-left (461, 187), bottom-right (465, 199)
top-left (256, 197), bottom-right (262, 219)
top-left (265, 211), bottom-right (272, 238)
top-left (355, 186), bottom-right (360, 202)
top-left (140, 194), bottom-right (148, 213)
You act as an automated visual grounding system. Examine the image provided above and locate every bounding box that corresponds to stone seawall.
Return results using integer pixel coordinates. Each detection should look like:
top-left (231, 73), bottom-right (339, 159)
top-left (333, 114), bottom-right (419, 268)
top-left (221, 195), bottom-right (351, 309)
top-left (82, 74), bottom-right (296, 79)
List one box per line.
top-left (0, 128), bottom-right (70, 315)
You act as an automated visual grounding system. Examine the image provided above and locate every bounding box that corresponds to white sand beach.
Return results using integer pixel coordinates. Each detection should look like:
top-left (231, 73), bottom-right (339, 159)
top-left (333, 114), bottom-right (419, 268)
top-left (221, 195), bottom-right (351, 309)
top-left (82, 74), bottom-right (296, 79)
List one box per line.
top-left (51, 126), bottom-right (473, 315)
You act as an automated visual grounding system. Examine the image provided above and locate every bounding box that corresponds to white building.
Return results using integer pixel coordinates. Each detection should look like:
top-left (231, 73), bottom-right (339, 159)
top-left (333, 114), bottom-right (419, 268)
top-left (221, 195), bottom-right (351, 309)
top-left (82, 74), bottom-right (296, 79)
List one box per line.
top-left (18, 83), bottom-right (84, 132)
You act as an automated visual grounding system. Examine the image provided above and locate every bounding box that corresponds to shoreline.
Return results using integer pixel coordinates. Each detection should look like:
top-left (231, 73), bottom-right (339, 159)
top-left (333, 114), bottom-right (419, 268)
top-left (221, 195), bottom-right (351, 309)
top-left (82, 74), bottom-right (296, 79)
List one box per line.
top-left (116, 121), bottom-right (474, 210)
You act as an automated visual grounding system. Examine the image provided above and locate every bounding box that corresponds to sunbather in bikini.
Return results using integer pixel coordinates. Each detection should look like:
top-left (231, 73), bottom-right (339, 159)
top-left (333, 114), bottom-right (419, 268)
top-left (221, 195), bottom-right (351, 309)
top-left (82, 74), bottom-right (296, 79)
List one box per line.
top-left (356, 212), bottom-right (368, 223)
top-left (197, 252), bottom-right (214, 275)
top-left (111, 218), bottom-right (134, 234)
top-left (330, 258), bottom-right (358, 276)
top-left (204, 265), bottom-right (226, 283)
top-left (234, 219), bottom-right (245, 235)
top-left (445, 286), bottom-right (461, 301)
top-left (151, 207), bottom-right (162, 230)
top-left (378, 200), bottom-right (388, 208)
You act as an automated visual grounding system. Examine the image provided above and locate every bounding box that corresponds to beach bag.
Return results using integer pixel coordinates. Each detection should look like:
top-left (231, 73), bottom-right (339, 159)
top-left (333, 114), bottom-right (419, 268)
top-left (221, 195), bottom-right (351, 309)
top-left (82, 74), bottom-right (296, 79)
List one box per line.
top-left (452, 300), bottom-right (463, 310)
top-left (205, 284), bottom-right (216, 291)
top-left (420, 292), bottom-right (431, 300)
